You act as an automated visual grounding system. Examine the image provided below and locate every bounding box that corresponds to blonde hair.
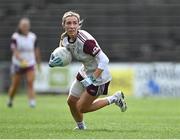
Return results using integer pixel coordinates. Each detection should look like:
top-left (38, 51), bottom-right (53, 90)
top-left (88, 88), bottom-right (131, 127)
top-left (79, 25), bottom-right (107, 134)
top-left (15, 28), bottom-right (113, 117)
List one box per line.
top-left (59, 11), bottom-right (83, 47)
top-left (62, 11), bottom-right (82, 27)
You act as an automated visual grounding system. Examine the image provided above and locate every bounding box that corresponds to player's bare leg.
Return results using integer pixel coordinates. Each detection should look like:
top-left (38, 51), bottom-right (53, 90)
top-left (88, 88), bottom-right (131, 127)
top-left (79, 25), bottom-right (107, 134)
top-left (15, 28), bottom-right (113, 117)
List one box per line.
top-left (26, 69), bottom-right (36, 107)
top-left (67, 95), bottom-right (85, 129)
top-left (77, 91), bottom-right (106, 113)
top-left (77, 91), bottom-right (127, 113)
top-left (67, 95), bottom-right (83, 121)
top-left (68, 90), bottom-right (127, 130)
top-left (7, 74), bottom-right (21, 107)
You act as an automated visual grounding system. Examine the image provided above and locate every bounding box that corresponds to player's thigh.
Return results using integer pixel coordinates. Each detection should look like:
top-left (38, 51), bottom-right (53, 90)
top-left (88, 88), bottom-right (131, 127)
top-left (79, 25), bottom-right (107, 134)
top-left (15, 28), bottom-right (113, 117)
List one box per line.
top-left (25, 69), bottom-right (35, 85)
top-left (11, 74), bottom-right (21, 87)
top-left (69, 79), bottom-right (84, 98)
top-left (77, 90), bottom-right (98, 111)
top-left (77, 82), bottom-right (110, 110)
top-left (67, 94), bottom-right (79, 107)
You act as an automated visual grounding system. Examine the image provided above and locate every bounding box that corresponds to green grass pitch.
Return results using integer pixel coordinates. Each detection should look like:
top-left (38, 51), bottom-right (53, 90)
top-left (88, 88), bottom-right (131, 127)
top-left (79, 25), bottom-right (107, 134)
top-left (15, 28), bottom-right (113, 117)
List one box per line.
top-left (0, 93), bottom-right (180, 139)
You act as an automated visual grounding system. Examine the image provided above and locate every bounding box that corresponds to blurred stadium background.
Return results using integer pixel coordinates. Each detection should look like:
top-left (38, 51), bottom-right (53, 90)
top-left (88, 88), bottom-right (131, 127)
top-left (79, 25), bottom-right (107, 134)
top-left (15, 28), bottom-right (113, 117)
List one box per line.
top-left (1, 0), bottom-right (180, 96)
top-left (0, 0), bottom-right (180, 139)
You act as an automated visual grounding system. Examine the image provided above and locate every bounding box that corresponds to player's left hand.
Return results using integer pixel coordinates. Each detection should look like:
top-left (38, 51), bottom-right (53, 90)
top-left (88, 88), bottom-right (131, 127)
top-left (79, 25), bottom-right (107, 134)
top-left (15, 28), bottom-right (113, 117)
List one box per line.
top-left (49, 54), bottom-right (63, 67)
top-left (80, 75), bottom-right (96, 87)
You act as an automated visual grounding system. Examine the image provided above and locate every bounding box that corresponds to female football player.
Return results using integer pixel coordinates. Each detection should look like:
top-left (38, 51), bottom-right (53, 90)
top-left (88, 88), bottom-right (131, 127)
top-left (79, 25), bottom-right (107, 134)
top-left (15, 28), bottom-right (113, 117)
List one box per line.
top-left (7, 17), bottom-right (41, 108)
top-left (49, 11), bottom-right (127, 130)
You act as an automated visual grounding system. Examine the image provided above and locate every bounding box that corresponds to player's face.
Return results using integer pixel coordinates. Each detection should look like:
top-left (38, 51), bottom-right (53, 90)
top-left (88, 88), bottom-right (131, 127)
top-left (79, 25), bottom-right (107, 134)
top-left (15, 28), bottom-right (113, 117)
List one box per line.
top-left (19, 19), bottom-right (30, 35)
top-left (64, 16), bottom-right (79, 38)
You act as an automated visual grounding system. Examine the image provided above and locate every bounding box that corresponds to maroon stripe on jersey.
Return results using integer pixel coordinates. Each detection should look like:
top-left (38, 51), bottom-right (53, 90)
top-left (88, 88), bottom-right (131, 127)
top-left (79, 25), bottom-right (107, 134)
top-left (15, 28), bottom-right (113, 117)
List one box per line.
top-left (77, 34), bottom-right (85, 43)
top-left (76, 72), bottom-right (84, 81)
top-left (79, 32), bottom-right (88, 40)
top-left (10, 39), bottom-right (17, 49)
top-left (78, 32), bottom-right (87, 40)
top-left (77, 35), bottom-right (85, 42)
top-left (83, 40), bottom-right (100, 56)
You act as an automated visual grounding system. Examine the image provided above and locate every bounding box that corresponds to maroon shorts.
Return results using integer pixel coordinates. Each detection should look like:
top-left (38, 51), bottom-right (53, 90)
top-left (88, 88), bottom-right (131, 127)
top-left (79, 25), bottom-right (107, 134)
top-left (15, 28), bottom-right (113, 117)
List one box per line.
top-left (86, 81), bottom-right (110, 96)
top-left (11, 64), bottom-right (35, 75)
top-left (76, 72), bottom-right (111, 96)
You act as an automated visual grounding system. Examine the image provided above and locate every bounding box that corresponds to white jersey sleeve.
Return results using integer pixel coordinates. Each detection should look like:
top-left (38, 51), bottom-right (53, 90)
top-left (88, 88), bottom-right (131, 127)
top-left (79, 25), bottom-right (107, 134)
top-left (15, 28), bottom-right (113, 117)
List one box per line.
top-left (96, 51), bottom-right (109, 70)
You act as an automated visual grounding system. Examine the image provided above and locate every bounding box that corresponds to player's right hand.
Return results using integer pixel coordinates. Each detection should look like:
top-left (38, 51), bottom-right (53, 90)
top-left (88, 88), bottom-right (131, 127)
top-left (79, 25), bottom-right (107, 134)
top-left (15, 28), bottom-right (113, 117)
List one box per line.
top-left (80, 75), bottom-right (96, 87)
top-left (20, 60), bottom-right (28, 68)
top-left (49, 54), bottom-right (63, 67)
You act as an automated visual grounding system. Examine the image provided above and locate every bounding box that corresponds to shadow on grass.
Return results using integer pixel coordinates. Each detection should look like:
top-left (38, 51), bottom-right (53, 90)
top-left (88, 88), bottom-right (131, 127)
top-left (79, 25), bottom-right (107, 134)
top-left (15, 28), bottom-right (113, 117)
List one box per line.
top-left (88, 128), bottom-right (138, 133)
top-left (62, 128), bottom-right (138, 133)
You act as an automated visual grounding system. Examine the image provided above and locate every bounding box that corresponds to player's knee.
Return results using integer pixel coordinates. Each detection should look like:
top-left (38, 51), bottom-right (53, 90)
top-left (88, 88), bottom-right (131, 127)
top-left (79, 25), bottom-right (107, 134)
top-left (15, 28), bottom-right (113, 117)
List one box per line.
top-left (67, 95), bottom-right (79, 106)
top-left (27, 81), bottom-right (33, 89)
top-left (67, 98), bottom-right (72, 106)
top-left (79, 107), bottom-right (87, 113)
top-left (67, 97), bottom-right (76, 107)
top-left (10, 85), bottom-right (18, 93)
top-left (77, 104), bottom-right (88, 113)
top-left (80, 107), bottom-right (88, 113)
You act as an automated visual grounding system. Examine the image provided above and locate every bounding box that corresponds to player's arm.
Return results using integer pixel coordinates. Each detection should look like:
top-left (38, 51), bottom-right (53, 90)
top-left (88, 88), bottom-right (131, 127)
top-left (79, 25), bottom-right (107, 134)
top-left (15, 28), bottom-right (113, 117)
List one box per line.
top-left (12, 48), bottom-right (22, 61)
top-left (34, 39), bottom-right (41, 70)
top-left (81, 40), bottom-right (109, 87)
top-left (81, 51), bottom-right (109, 87)
top-left (93, 68), bottom-right (103, 79)
top-left (11, 39), bottom-right (22, 61)
top-left (35, 47), bottom-right (41, 65)
top-left (11, 39), bottom-right (28, 67)
top-left (93, 49), bottom-right (109, 78)
top-left (93, 50), bottom-right (109, 78)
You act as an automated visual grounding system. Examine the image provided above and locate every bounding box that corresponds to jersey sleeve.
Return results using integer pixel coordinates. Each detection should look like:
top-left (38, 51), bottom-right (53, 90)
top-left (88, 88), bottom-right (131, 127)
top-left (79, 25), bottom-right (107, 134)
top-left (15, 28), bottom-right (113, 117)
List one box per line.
top-left (32, 33), bottom-right (38, 48)
top-left (10, 33), bottom-right (18, 50)
top-left (95, 51), bottom-right (109, 70)
top-left (83, 40), bottom-right (101, 57)
top-left (34, 38), bottom-right (38, 48)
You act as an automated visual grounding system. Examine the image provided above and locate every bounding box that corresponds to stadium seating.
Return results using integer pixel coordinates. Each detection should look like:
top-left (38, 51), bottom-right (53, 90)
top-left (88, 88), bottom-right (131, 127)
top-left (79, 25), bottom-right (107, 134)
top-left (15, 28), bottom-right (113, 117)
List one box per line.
top-left (0, 0), bottom-right (180, 62)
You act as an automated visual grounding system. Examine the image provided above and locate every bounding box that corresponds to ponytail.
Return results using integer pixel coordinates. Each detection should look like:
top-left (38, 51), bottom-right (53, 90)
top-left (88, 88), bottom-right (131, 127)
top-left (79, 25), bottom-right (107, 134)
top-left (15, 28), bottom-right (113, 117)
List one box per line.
top-left (59, 32), bottom-right (67, 47)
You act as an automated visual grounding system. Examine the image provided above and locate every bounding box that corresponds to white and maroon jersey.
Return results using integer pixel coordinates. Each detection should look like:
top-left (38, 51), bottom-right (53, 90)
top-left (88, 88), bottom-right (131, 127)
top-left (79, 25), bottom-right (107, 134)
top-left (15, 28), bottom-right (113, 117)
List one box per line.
top-left (62, 30), bottom-right (112, 86)
top-left (10, 32), bottom-right (37, 67)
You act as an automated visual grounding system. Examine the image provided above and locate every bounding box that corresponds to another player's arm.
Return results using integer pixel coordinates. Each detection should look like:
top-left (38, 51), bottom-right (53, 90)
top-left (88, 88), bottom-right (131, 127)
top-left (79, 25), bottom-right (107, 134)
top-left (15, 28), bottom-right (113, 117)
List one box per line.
top-left (11, 39), bottom-right (23, 61)
top-left (35, 47), bottom-right (41, 65)
top-left (11, 39), bottom-right (28, 67)
top-left (12, 48), bottom-right (22, 61)
top-left (34, 40), bottom-right (41, 70)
